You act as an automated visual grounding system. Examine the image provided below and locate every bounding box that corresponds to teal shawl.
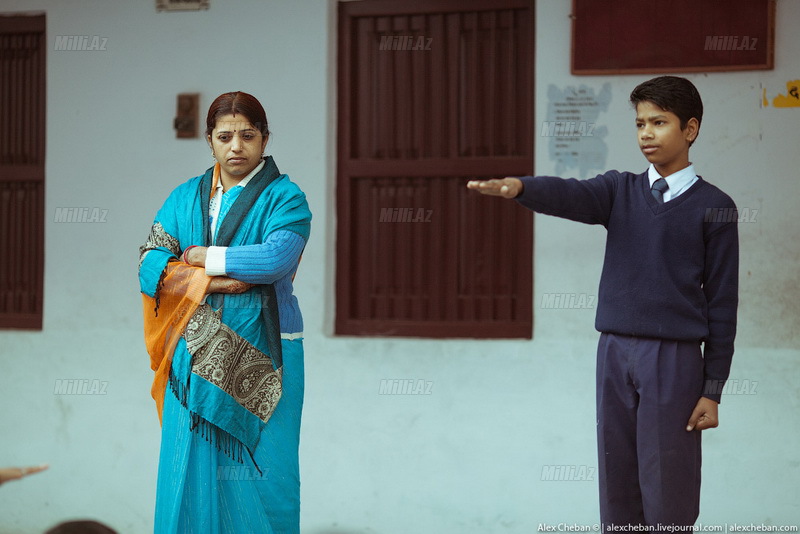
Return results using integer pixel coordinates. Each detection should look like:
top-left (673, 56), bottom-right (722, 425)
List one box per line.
top-left (139, 156), bottom-right (311, 470)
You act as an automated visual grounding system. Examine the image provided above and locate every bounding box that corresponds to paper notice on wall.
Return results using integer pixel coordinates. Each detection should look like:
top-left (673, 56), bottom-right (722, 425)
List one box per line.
top-left (545, 83), bottom-right (611, 177)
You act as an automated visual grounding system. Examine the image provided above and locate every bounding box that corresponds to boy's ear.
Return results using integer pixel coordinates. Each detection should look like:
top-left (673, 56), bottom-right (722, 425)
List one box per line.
top-left (684, 117), bottom-right (699, 143)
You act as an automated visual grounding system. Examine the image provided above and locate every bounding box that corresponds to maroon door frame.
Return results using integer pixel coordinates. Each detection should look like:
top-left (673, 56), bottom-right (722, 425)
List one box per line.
top-left (0, 14), bottom-right (46, 329)
top-left (336, 0), bottom-right (534, 338)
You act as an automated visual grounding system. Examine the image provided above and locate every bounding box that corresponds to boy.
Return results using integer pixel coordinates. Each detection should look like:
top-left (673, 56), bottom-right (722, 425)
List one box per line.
top-left (467, 76), bottom-right (738, 527)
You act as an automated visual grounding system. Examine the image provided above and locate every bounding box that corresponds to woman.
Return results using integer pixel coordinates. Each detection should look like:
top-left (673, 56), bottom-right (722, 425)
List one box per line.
top-left (138, 92), bottom-right (311, 533)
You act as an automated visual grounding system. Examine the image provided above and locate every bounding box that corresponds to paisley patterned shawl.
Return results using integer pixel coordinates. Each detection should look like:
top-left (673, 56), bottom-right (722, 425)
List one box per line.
top-left (138, 156), bottom-right (311, 468)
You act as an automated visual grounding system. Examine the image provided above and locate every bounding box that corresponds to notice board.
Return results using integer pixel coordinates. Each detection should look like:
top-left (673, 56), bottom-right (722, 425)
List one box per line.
top-left (571, 0), bottom-right (775, 74)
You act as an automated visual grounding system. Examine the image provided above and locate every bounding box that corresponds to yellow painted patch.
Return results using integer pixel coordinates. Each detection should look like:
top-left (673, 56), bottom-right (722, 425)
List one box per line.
top-left (772, 80), bottom-right (800, 108)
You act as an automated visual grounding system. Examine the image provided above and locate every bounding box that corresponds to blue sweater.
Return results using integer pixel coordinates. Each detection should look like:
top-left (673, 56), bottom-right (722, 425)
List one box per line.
top-left (516, 170), bottom-right (739, 403)
top-left (222, 229), bottom-right (307, 335)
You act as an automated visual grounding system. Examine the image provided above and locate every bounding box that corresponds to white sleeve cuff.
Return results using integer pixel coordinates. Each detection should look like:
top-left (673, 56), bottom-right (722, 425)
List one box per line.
top-left (205, 246), bottom-right (228, 276)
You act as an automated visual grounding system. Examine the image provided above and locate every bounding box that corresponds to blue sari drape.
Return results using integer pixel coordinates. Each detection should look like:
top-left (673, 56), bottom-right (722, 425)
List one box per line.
top-left (139, 157), bottom-right (311, 534)
top-left (155, 337), bottom-right (304, 534)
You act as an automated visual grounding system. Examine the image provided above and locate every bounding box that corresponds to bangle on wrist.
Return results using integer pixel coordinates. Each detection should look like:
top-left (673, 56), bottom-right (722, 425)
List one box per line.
top-left (182, 245), bottom-right (198, 264)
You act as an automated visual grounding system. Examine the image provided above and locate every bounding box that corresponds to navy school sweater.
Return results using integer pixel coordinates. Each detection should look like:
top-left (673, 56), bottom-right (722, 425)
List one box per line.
top-left (516, 170), bottom-right (739, 403)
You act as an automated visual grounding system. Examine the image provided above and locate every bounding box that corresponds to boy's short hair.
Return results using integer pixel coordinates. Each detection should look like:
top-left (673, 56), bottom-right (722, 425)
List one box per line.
top-left (630, 76), bottom-right (703, 146)
top-left (45, 520), bottom-right (117, 534)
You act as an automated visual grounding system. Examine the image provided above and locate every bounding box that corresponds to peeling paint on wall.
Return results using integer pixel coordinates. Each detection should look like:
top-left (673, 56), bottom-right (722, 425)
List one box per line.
top-left (761, 80), bottom-right (800, 107)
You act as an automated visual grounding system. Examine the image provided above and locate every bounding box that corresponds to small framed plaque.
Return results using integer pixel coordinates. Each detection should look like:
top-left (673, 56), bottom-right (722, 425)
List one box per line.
top-left (174, 93), bottom-right (200, 139)
top-left (156, 0), bottom-right (209, 12)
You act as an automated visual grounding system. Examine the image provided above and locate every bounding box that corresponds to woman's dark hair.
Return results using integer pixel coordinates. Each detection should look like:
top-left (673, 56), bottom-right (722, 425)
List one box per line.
top-left (630, 76), bottom-right (703, 145)
top-left (205, 91), bottom-right (270, 138)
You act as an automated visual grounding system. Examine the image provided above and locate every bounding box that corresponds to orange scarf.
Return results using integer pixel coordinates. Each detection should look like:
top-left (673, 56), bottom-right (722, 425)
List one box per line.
top-left (142, 262), bottom-right (211, 423)
top-left (142, 164), bottom-right (220, 423)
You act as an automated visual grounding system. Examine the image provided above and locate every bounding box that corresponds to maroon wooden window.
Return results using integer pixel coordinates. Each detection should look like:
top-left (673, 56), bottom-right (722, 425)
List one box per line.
top-left (0, 14), bottom-right (46, 329)
top-left (336, 0), bottom-right (534, 338)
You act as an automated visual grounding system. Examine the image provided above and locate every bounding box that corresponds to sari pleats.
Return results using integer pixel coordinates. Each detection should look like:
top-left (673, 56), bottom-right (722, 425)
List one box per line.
top-left (154, 338), bottom-right (304, 534)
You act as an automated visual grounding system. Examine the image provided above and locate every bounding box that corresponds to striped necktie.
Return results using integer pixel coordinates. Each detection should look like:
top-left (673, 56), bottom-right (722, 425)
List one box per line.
top-left (651, 178), bottom-right (669, 204)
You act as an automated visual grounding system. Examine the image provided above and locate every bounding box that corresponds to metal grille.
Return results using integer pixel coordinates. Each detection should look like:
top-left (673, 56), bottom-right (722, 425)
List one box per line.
top-left (0, 15), bottom-right (46, 329)
top-left (337, 1), bottom-right (533, 338)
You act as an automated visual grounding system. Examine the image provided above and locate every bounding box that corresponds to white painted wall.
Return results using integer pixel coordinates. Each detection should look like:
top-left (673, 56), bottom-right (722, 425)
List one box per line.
top-left (0, 0), bottom-right (797, 532)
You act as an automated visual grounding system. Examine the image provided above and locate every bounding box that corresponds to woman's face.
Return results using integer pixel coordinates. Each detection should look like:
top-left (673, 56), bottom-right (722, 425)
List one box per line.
top-left (207, 113), bottom-right (268, 180)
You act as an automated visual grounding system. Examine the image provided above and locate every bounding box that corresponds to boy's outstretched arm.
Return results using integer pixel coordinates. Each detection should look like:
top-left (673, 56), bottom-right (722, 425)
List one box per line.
top-left (466, 177), bottom-right (523, 199)
top-left (469, 173), bottom-right (616, 227)
top-left (686, 397), bottom-right (719, 431)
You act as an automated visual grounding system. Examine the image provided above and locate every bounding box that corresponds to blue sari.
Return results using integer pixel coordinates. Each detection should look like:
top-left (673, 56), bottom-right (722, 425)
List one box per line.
top-left (139, 157), bottom-right (311, 534)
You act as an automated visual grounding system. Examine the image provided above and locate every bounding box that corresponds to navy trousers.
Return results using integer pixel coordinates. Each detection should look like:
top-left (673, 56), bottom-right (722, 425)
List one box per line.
top-left (596, 333), bottom-right (703, 528)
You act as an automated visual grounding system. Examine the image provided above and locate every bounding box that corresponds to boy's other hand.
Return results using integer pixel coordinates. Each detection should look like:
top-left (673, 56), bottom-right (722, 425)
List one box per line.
top-left (466, 177), bottom-right (523, 199)
top-left (686, 397), bottom-right (719, 431)
top-left (0, 464), bottom-right (48, 486)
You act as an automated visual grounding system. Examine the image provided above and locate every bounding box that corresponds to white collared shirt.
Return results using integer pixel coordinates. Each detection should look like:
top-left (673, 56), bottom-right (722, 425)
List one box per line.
top-left (206, 160), bottom-right (265, 275)
top-left (647, 163), bottom-right (698, 203)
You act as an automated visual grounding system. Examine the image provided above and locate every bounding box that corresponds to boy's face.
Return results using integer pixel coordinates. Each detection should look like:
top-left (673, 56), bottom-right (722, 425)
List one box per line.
top-left (635, 101), bottom-right (698, 177)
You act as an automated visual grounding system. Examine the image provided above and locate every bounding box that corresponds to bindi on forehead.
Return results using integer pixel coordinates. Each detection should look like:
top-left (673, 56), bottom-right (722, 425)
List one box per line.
top-left (214, 113), bottom-right (256, 131)
top-left (216, 123), bottom-right (256, 131)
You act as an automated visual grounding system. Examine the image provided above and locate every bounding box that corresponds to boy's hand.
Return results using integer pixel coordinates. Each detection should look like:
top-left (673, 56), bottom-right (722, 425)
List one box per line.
top-left (686, 397), bottom-right (719, 431)
top-left (466, 177), bottom-right (523, 199)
